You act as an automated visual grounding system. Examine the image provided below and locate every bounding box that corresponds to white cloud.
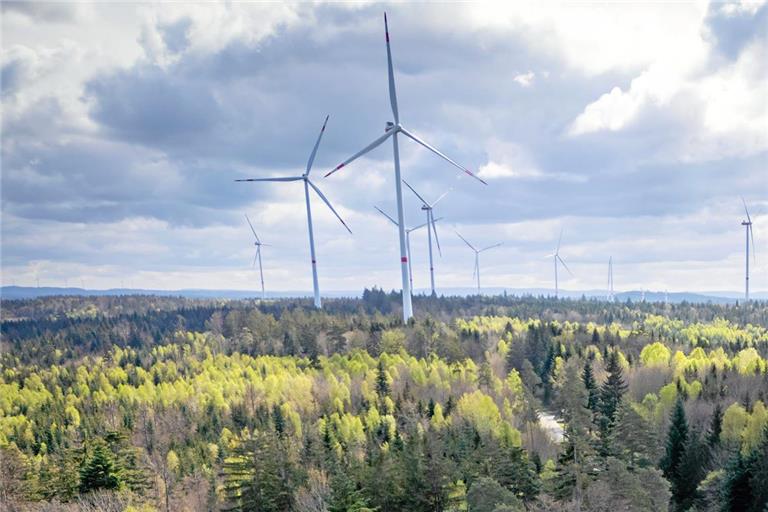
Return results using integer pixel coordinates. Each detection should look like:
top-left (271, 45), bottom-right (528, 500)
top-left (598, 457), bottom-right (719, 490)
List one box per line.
top-left (569, 12), bottom-right (767, 162)
top-left (478, 139), bottom-right (585, 182)
top-left (513, 71), bottom-right (535, 87)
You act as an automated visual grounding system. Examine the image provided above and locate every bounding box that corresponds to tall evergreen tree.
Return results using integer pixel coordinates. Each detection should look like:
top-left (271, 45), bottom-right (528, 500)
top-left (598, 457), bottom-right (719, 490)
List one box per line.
top-left (582, 360), bottom-right (599, 430)
top-left (708, 403), bottom-right (723, 447)
top-left (79, 440), bottom-right (120, 493)
top-left (375, 360), bottom-right (390, 400)
top-left (599, 350), bottom-right (628, 429)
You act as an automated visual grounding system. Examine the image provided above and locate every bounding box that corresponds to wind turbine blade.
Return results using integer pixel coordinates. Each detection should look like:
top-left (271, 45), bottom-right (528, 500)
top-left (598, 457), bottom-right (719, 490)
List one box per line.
top-left (431, 211), bottom-right (442, 257)
top-left (374, 206), bottom-right (399, 227)
top-left (742, 196), bottom-right (753, 224)
top-left (400, 128), bottom-right (487, 185)
top-left (409, 216), bottom-right (441, 232)
top-left (402, 179), bottom-right (429, 206)
top-left (479, 242), bottom-right (503, 252)
top-left (384, 12), bottom-right (399, 124)
top-left (245, 214), bottom-right (260, 243)
top-left (455, 231), bottom-right (477, 251)
top-left (472, 258), bottom-right (477, 280)
top-left (430, 188), bottom-right (451, 207)
top-left (409, 219), bottom-right (431, 232)
top-left (558, 255), bottom-right (574, 276)
top-left (556, 228), bottom-right (563, 254)
top-left (307, 180), bottom-right (352, 234)
top-left (306, 115), bottom-right (329, 175)
top-left (252, 250), bottom-right (258, 268)
top-left (325, 131), bottom-right (392, 178)
top-left (236, 176), bottom-right (304, 182)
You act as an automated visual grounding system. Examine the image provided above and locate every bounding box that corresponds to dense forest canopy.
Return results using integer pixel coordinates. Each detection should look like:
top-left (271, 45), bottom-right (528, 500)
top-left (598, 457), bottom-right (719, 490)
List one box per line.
top-left (1, 292), bottom-right (767, 511)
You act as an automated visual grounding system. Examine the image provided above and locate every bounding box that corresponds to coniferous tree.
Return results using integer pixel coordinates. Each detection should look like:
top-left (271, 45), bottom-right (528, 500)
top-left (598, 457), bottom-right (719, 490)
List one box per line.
top-left (599, 350), bottom-right (628, 430)
top-left (375, 360), bottom-right (390, 400)
top-left (674, 430), bottom-right (709, 511)
top-left (79, 440), bottom-right (120, 493)
top-left (582, 360), bottom-right (599, 429)
top-left (708, 403), bottom-right (723, 447)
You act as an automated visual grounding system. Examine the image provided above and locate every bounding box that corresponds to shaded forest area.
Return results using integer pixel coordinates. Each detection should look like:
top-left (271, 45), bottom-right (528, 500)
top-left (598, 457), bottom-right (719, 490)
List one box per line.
top-left (1, 291), bottom-right (767, 511)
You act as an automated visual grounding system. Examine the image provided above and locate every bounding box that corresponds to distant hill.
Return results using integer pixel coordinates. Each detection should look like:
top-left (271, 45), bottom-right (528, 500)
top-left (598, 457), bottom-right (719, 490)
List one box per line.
top-left (3, 285), bottom-right (765, 304)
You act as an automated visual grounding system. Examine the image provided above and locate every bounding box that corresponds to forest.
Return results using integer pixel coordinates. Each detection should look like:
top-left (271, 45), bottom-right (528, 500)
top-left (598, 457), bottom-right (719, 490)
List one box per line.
top-left (1, 291), bottom-right (767, 511)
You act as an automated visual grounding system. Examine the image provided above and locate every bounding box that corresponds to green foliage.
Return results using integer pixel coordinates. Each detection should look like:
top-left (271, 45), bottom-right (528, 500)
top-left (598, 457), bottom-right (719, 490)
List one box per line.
top-left (79, 439), bottom-right (120, 493)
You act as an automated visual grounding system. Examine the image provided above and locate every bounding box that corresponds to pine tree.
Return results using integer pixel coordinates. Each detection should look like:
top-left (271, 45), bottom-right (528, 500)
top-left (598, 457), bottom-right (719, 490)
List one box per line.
top-left (582, 360), bottom-right (599, 429)
top-left (222, 432), bottom-right (295, 512)
top-left (673, 430), bottom-right (709, 512)
top-left (660, 397), bottom-right (700, 511)
top-left (375, 360), bottom-right (390, 400)
top-left (707, 403), bottom-right (723, 447)
top-left (79, 439), bottom-right (120, 493)
top-left (599, 350), bottom-right (628, 428)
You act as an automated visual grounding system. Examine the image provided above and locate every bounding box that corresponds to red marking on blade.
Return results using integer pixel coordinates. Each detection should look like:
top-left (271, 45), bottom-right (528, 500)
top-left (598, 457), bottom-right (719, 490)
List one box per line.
top-left (401, 256), bottom-right (408, 263)
top-left (312, 259), bottom-right (316, 264)
top-left (386, 32), bottom-right (389, 42)
top-left (336, 163), bottom-right (345, 170)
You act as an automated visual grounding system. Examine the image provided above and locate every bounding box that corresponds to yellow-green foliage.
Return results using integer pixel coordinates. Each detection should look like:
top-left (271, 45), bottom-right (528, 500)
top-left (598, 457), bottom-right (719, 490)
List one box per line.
top-left (0, 337), bottom-right (526, 457)
top-left (640, 342), bottom-right (671, 367)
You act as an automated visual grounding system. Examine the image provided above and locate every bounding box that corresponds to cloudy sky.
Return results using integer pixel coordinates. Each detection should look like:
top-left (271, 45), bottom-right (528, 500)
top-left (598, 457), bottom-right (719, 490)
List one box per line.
top-left (2, 1), bottom-right (767, 294)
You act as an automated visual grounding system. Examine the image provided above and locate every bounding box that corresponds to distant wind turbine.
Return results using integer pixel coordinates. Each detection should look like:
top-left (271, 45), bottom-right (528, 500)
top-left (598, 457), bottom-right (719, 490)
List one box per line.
top-left (742, 198), bottom-right (756, 302)
top-left (607, 256), bottom-right (614, 302)
top-left (402, 180), bottom-right (449, 296)
top-left (456, 232), bottom-right (502, 293)
top-left (375, 206), bottom-right (442, 294)
top-left (325, 13), bottom-right (486, 321)
top-left (236, 116), bottom-right (351, 309)
top-left (546, 229), bottom-right (573, 298)
top-left (245, 214), bottom-right (267, 301)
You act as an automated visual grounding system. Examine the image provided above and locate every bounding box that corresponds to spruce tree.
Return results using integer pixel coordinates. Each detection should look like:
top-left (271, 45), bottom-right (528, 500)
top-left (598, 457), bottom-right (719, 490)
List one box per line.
top-left (375, 360), bottom-right (390, 399)
top-left (599, 350), bottom-right (628, 429)
top-left (582, 360), bottom-right (599, 428)
top-left (707, 403), bottom-right (723, 447)
top-left (79, 440), bottom-right (120, 493)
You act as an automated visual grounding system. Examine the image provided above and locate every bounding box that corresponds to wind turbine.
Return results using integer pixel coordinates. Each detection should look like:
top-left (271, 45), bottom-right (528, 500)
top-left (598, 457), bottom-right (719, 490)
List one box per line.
top-left (375, 206), bottom-right (442, 294)
top-left (325, 13), bottom-right (486, 321)
top-left (455, 232), bottom-right (502, 293)
top-left (245, 214), bottom-right (267, 300)
top-left (236, 116), bottom-right (351, 309)
top-left (402, 180), bottom-right (449, 296)
top-left (742, 198), bottom-right (756, 302)
top-left (607, 256), bottom-right (614, 302)
top-left (546, 229), bottom-right (573, 298)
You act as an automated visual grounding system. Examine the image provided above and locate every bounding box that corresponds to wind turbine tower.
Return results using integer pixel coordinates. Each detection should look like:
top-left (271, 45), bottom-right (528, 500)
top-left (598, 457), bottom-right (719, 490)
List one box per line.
top-left (375, 206), bottom-right (441, 295)
top-left (742, 198), bottom-right (756, 302)
top-left (607, 256), bottom-right (614, 302)
top-left (456, 232), bottom-right (502, 293)
top-left (547, 229), bottom-right (573, 298)
top-left (402, 180), bottom-right (448, 296)
top-left (237, 116), bottom-right (351, 309)
top-left (326, 14), bottom-right (485, 321)
top-left (245, 214), bottom-right (267, 300)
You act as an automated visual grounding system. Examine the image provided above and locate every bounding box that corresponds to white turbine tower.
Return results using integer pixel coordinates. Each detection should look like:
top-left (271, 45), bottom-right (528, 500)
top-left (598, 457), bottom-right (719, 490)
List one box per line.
top-left (546, 229), bottom-right (573, 298)
top-left (375, 206), bottom-right (442, 294)
top-left (456, 232), bottom-right (502, 293)
top-left (245, 214), bottom-right (267, 300)
top-left (237, 116), bottom-right (351, 308)
top-left (742, 198), bottom-right (756, 302)
top-left (402, 180), bottom-right (449, 296)
top-left (607, 256), bottom-right (614, 302)
top-left (325, 13), bottom-right (485, 321)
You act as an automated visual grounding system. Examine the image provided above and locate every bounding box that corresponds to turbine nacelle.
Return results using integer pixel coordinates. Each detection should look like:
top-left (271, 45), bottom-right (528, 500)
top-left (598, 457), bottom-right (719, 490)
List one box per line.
top-left (385, 121), bottom-right (396, 132)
